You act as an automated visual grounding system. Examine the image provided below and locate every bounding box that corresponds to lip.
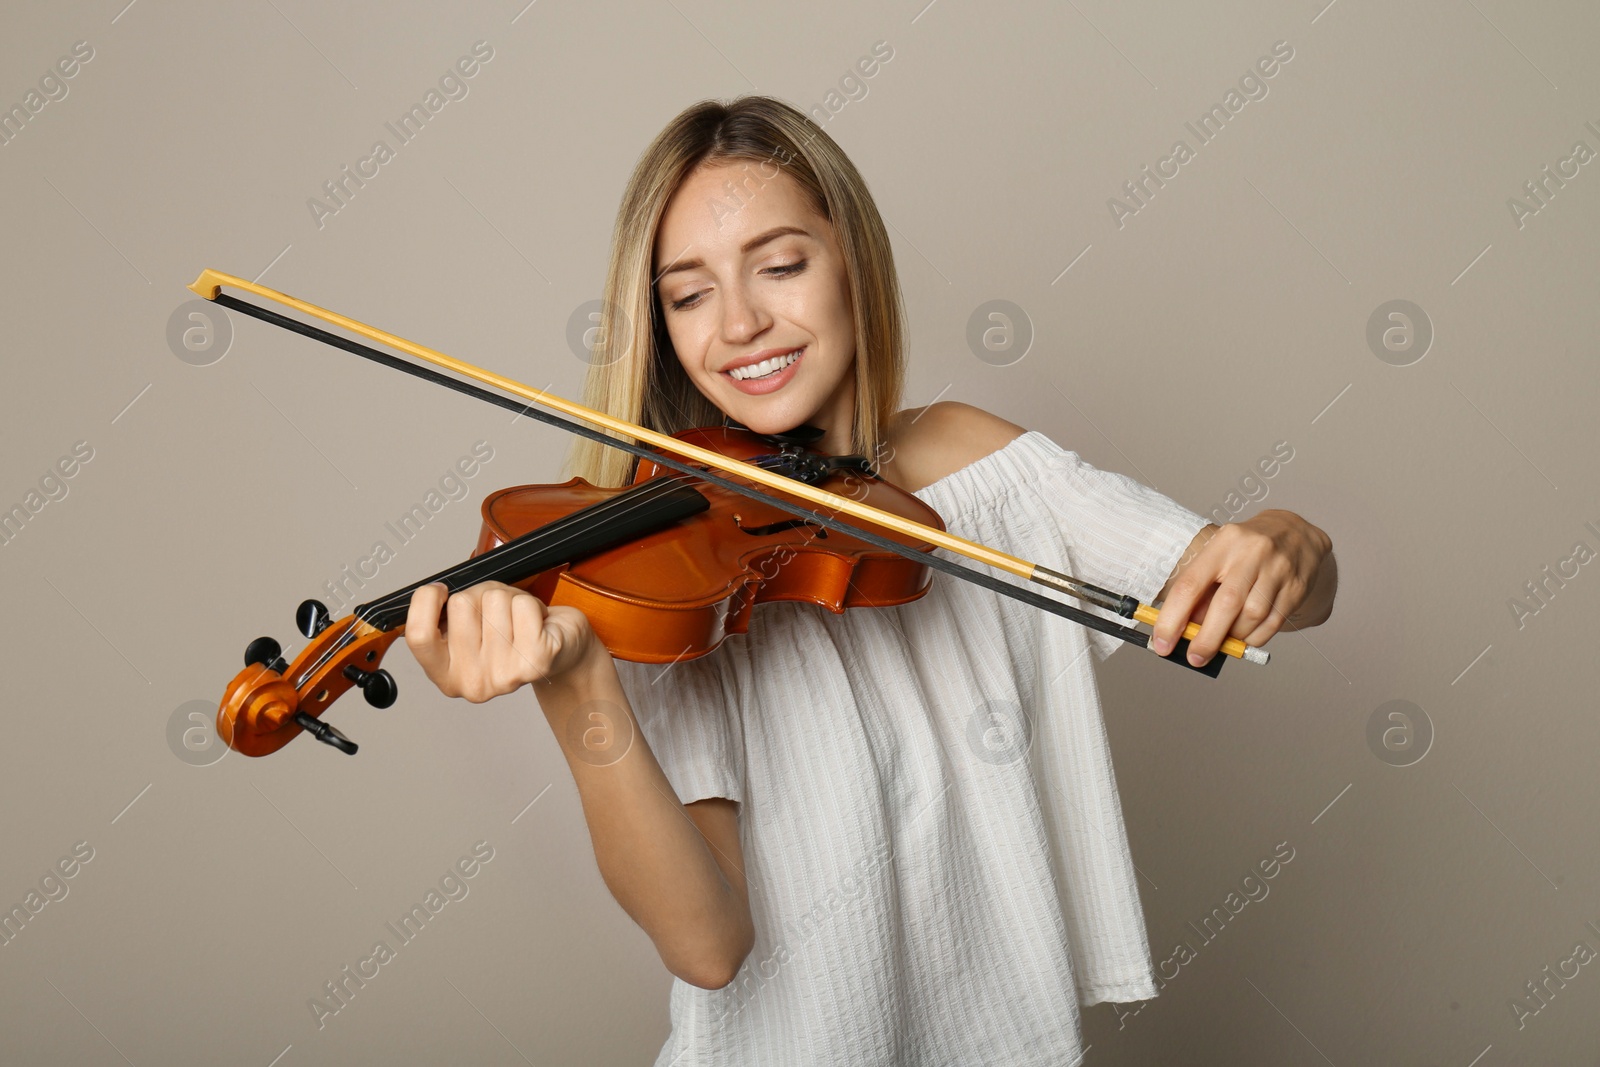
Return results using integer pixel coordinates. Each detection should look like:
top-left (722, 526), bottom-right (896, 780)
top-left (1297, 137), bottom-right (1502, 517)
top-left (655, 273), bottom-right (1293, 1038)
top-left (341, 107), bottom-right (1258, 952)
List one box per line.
top-left (723, 347), bottom-right (804, 395)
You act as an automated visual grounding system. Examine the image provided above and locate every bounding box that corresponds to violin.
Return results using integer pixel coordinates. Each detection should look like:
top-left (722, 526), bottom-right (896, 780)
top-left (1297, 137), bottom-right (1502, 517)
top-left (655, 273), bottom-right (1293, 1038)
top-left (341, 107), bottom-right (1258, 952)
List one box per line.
top-left (217, 424), bottom-right (942, 757)
top-left (192, 268), bottom-right (1267, 757)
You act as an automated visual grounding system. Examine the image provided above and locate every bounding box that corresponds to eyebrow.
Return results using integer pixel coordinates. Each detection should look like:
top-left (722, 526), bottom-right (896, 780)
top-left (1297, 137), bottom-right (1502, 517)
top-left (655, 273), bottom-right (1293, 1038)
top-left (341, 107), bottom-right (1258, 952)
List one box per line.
top-left (655, 225), bottom-right (813, 281)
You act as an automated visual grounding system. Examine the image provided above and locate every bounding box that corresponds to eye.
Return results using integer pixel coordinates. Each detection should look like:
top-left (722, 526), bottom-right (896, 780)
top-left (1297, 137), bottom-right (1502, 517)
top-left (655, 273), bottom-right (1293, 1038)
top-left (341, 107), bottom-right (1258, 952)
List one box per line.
top-left (765, 259), bottom-right (808, 278)
top-left (665, 259), bottom-right (806, 313)
top-left (670, 289), bottom-right (705, 312)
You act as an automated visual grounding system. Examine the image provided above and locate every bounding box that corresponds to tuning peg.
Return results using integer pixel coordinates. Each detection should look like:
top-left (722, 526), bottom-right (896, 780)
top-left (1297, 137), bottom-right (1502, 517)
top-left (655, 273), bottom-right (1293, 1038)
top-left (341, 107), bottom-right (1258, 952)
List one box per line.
top-left (244, 636), bottom-right (287, 675)
top-left (296, 598), bottom-right (332, 637)
top-left (342, 665), bottom-right (398, 709)
top-left (292, 711), bottom-right (358, 755)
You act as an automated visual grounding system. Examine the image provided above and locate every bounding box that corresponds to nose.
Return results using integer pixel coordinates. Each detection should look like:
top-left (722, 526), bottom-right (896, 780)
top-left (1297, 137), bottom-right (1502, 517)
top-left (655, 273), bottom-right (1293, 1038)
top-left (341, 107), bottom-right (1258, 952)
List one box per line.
top-left (718, 276), bottom-right (772, 345)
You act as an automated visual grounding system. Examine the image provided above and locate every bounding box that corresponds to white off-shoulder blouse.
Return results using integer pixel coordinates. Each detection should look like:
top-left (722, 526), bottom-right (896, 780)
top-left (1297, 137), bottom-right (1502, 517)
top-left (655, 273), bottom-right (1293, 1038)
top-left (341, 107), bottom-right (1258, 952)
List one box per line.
top-left (612, 430), bottom-right (1211, 1067)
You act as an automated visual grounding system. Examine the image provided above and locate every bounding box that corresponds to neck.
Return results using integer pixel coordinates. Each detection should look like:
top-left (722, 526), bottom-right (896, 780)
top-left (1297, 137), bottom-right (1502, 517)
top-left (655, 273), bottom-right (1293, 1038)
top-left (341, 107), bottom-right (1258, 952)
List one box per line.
top-left (811, 370), bottom-right (859, 457)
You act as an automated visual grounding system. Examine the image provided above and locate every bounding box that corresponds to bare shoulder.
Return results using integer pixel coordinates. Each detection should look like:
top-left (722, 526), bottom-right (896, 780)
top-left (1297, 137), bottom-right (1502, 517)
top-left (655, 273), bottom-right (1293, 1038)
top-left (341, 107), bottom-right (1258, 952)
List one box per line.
top-left (879, 401), bottom-right (1027, 492)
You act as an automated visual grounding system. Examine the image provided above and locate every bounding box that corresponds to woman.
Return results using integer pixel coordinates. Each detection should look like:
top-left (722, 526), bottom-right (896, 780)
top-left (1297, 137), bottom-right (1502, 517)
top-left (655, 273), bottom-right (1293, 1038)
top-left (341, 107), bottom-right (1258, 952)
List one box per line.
top-left (405, 96), bottom-right (1336, 1065)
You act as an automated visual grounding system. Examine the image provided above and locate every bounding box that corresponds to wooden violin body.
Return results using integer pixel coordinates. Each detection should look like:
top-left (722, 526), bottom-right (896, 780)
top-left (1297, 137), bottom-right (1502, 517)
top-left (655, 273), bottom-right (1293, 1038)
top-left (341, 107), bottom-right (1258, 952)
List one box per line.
top-left (476, 426), bottom-right (944, 662)
top-left (217, 426), bottom-right (942, 756)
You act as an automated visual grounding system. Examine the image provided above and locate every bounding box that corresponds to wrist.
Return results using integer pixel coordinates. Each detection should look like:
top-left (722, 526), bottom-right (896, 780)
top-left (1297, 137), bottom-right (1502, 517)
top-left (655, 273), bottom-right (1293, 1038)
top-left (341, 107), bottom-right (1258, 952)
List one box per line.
top-left (533, 640), bottom-right (615, 705)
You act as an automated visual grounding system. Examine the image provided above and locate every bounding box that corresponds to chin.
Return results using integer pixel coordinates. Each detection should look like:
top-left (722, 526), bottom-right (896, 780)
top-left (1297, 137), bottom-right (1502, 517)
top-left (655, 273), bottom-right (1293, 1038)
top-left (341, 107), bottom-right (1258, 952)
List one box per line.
top-left (724, 403), bottom-right (819, 437)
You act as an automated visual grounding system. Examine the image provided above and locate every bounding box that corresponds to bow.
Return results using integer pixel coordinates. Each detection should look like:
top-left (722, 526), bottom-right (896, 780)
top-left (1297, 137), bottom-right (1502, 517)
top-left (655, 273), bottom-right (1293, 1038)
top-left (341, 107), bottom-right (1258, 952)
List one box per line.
top-left (188, 268), bottom-right (1266, 677)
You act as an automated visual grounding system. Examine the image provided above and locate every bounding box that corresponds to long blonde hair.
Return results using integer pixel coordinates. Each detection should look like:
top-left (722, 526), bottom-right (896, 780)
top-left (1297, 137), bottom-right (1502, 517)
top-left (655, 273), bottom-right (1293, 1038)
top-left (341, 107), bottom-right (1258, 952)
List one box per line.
top-left (565, 95), bottom-right (906, 487)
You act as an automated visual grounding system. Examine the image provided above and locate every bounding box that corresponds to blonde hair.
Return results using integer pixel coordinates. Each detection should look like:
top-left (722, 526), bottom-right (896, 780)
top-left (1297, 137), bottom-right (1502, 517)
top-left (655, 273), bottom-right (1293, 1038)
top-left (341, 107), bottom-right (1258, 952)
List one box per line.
top-left (565, 95), bottom-right (906, 488)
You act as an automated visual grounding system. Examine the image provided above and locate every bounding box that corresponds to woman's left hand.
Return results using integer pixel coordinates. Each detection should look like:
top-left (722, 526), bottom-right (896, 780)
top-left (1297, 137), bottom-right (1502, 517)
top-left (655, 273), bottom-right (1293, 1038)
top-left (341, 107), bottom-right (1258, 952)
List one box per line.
top-left (1150, 509), bottom-right (1335, 668)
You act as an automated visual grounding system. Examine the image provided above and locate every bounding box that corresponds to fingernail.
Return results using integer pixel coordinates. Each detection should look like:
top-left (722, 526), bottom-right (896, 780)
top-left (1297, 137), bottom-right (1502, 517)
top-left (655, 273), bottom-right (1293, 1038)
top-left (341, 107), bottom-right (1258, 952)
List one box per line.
top-left (1188, 651), bottom-right (1204, 666)
top-left (1152, 637), bottom-right (1171, 655)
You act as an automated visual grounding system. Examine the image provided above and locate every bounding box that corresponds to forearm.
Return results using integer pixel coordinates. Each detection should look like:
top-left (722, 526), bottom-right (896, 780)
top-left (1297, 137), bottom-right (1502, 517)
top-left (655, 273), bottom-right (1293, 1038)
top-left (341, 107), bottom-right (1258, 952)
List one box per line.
top-left (531, 649), bottom-right (751, 985)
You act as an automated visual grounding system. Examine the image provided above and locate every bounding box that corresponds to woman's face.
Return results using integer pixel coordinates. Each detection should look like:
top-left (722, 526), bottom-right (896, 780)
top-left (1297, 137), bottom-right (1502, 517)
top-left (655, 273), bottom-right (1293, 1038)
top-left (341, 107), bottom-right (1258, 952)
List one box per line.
top-left (653, 160), bottom-right (858, 454)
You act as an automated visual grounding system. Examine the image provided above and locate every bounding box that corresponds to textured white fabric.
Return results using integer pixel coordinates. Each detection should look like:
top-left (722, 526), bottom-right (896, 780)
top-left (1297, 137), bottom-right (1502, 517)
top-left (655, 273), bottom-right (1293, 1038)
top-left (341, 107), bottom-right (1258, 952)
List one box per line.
top-left (612, 430), bottom-right (1211, 1067)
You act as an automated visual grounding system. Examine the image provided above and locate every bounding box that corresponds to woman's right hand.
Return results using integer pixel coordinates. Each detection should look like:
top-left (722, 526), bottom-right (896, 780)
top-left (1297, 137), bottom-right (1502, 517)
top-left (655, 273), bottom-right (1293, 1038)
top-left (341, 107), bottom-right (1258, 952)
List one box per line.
top-left (404, 580), bottom-right (601, 702)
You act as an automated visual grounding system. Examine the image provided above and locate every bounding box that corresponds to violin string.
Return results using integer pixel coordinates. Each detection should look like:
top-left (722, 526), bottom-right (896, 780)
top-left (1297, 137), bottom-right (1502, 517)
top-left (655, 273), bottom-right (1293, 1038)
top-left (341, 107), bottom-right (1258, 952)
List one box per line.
top-left (290, 453), bottom-right (793, 688)
top-left (291, 616), bottom-right (363, 691)
top-left (291, 467), bottom-right (712, 688)
top-left (291, 475), bottom-right (691, 686)
top-left (346, 449), bottom-right (795, 629)
top-left (213, 292), bottom-right (1159, 661)
top-left (359, 472), bottom-right (715, 629)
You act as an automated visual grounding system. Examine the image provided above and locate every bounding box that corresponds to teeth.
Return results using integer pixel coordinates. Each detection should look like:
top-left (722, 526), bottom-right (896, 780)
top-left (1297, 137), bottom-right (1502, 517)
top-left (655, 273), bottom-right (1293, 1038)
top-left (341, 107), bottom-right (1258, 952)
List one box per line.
top-left (729, 350), bottom-right (801, 381)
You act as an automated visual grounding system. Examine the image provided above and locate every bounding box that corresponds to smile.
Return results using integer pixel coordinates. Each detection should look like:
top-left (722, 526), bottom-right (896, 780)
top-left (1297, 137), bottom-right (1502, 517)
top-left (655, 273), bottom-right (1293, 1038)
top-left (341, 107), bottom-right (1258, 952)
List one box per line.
top-left (723, 347), bottom-right (804, 397)
top-left (727, 348), bottom-right (803, 381)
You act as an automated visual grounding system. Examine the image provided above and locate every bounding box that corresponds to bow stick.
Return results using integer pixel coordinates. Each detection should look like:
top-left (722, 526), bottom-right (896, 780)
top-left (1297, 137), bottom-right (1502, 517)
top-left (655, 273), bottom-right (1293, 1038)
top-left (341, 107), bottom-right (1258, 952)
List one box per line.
top-left (188, 268), bottom-right (1267, 675)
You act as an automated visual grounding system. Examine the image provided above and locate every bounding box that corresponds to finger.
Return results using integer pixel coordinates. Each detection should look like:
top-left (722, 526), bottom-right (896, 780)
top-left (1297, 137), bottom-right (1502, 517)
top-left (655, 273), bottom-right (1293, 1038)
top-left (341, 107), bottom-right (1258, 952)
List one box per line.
top-left (1234, 579), bottom-right (1285, 641)
top-left (404, 582), bottom-right (452, 679)
top-left (445, 585), bottom-right (485, 671)
top-left (478, 584), bottom-right (523, 681)
top-left (1187, 569), bottom-right (1256, 666)
top-left (1220, 544), bottom-right (1299, 647)
top-left (1152, 558), bottom-right (1220, 656)
top-left (510, 592), bottom-right (549, 682)
top-left (1240, 578), bottom-right (1301, 647)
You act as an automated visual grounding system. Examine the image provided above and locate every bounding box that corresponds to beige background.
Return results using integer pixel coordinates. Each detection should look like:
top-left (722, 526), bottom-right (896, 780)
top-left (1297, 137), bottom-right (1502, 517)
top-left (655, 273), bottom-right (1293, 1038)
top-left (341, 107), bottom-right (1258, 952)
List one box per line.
top-left (2, 0), bottom-right (1597, 1063)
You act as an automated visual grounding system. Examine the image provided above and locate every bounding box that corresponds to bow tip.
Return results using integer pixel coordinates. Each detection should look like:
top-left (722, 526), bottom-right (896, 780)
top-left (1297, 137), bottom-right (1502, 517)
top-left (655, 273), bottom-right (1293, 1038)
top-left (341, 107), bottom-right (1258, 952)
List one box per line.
top-left (187, 268), bottom-right (225, 300)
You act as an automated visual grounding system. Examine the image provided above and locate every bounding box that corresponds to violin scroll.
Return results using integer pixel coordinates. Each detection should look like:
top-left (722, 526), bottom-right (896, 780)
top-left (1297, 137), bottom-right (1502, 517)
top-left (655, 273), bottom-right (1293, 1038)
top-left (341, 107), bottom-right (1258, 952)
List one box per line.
top-left (217, 612), bottom-right (404, 757)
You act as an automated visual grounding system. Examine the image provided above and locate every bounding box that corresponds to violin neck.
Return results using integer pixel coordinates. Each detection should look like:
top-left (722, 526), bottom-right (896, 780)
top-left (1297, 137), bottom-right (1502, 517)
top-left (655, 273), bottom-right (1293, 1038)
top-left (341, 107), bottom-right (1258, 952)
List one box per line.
top-left (353, 476), bottom-right (710, 632)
